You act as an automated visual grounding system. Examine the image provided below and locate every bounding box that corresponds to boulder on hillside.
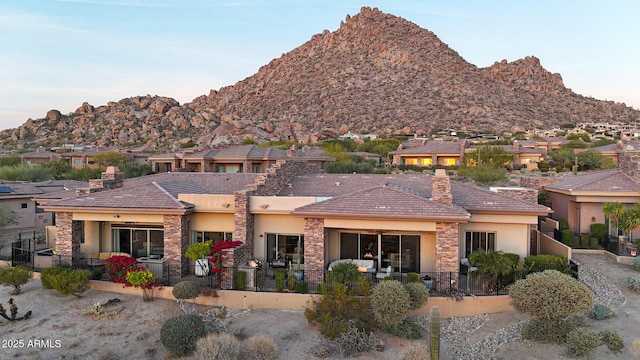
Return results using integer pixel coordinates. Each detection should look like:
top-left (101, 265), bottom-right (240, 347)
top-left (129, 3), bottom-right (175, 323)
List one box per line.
top-left (46, 109), bottom-right (62, 121)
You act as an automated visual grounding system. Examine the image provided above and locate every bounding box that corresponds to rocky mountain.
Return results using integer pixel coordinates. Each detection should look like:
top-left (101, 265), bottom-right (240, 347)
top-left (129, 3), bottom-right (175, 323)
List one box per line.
top-left (2, 6), bottom-right (638, 150)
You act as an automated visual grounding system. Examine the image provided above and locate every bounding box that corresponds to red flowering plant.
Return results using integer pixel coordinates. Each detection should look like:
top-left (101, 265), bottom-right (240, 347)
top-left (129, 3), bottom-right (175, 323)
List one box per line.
top-left (208, 240), bottom-right (243, 288)
top-left (104, 255), bottom-right (140, 283)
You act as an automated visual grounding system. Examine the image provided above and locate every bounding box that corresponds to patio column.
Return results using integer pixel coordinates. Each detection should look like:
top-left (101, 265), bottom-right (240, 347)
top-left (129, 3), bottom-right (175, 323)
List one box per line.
top-left (164, 214), bottom-right (189, 279)
top-left (303, 218), bottom-right (324, 272)
top-left (54, 212), bottom-right (84, 267)
top-left (435, 222), bottom-right (459, 273)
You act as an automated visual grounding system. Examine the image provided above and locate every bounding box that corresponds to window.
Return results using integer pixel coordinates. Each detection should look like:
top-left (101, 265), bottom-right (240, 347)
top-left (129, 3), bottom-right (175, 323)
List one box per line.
top-left (112, 227), bottom-right (164, 258)
top-left (465, 231), bottom-right (496, 257)
top-left (21, 203), bottom-right (28, 209)
top-left (266, 233), bottom-right (304, 264)
top-left (339, 232), bottom-right (420, 272)
top-left (191, 231), bottom-right (233, 245)
top-left (443, 158), bottom-right (457, 166)
top-left (420, 158), bottom-right (432, 166)
top-left (404, 158), bottom-right (418, 165)
top-left (251, 164), bottom-right (263, 173)
top-left (215, 164), bottom-right (242, 173)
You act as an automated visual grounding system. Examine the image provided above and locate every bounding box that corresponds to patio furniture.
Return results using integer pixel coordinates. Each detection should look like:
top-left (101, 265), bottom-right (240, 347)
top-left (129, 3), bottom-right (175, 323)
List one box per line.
top-left (376, 265), bottom-right (392, 281)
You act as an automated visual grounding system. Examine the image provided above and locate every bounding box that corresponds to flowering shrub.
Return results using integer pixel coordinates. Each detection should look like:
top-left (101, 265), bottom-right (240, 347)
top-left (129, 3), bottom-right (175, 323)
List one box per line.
top-left (104, 256), bottom-right (140, 283)
top-left (126, 269), bottom-right (157, 289)
top-left (208, 241), bottom-right (243, 288)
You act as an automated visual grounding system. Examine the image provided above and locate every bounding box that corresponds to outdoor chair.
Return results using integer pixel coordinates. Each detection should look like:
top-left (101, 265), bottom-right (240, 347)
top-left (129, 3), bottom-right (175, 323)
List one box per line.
top-left (376, 265), bottom-right (392, 281)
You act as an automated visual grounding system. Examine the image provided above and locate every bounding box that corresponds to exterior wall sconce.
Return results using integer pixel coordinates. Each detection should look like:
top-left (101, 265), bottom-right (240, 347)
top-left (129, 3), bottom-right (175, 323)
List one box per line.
top-left (260, 204), bottom-right (269, 209)
top-left (221, 203), bottom-right (230, 208)
top-left (113, 214), bottom-right (120, 218)
top-left (591, 216), bottom-right (596, 222)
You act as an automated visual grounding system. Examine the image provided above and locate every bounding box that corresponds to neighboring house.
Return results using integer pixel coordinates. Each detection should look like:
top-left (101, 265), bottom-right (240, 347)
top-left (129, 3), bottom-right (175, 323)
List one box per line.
top-left (20, 147), bottom-right (61, 167)
top-left (40, 163), bottom-right (551, 281)
top-left (591, 140), bottom-right (640, 165)
top-left (59, 148), bottom-right (100, 169)
top-left (390, 140), bottom-right (466, 167)
top-left (543, 148), bottom-right (640, 235)
top-left (518, 137), bottom-right (569, 153)
top-left (148, 144), bottom-right (334, 173)
top-left (347, 152), bottom-right (384, 166)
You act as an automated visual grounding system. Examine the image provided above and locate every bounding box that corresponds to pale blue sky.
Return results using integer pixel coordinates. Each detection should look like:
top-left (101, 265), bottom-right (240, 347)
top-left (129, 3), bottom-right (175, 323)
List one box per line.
top-left (1, 0), bottom-right (638, 131)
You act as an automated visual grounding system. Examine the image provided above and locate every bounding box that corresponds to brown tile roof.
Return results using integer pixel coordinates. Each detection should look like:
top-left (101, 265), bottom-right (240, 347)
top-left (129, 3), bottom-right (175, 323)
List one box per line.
top-left (121, 172), bottom-right (259, 194)
top-left (544, 169), bottom-right (640, 193)
top-left (292, 184), bottom-right (470, 221)
top-left (280, 174), bottom-right (551, 215)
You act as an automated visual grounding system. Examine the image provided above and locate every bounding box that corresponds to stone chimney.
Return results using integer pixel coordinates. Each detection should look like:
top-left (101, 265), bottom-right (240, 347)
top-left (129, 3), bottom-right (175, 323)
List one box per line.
top-left (513, 140), bottom-right (519, 150)
top-left (89, 166), bottom-right (125, 191)
top-left (287, 144), bottom-right (299, 157)
top-left (618, 146), bottom-right (640, 182)
top-left (431, 169), bottom-right (452, 205)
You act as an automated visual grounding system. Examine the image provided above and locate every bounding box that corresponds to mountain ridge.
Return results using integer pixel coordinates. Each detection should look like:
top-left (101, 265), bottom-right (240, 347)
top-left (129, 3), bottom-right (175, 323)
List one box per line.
top-left (2, 6), bottom-right (638, 150)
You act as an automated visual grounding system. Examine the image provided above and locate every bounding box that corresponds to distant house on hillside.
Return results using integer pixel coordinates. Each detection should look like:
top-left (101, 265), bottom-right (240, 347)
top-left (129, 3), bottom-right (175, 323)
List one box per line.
top-left (148, 144), bottom-right (334, 173)
top-left (20, 147), bottom-right (60, 167)
top-left (390, 140), bottom-right (466, 167)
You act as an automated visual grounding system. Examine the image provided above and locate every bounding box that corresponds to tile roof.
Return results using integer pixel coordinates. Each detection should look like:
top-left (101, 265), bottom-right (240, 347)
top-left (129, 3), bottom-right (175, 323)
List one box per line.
top-left (292, 184), bottom-right (470, 221)
top-left (544, 169), bottom-right (640, 193)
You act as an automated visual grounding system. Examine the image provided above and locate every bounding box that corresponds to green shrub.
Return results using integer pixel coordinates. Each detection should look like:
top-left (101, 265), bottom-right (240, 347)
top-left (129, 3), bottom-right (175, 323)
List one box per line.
top-left (326, 262), bottom-right (360, 285)
top-left (235, 271), bottom-right (247, 290)
top-left (334, 323), bottom-right (377, 357)
top-left (371, 280), bottom-right (411, 327)
top-left (503, 253), bottom-right (520, 266)
top-left (523, 318), bottom-right (577, 344)
top-left (538, 161), bottom-right (550, 172)
top-left (590, 223), bottom-right (606, 245)
top-left (557, 217), bottom-right (570, 231)
top-left (579, 233), bottom-right (590, 247)
top-left (304, 282), bottom-right (374, 339)
top-left (588, 303), bottom-right (615, 320)
top-left (524, 254), bottom-right (571, 273)
top-left (40, 266), bottom-right (66, 289)
top-left (90, 267), bottom-right (103, 280)
top-left (294, 281), bottom-right (308, 294)
top-left (562, 230), bottom-right (574, 246)
top-left (627, 274), bottom-right (640, 294)
top-left (565, 328), bottom-right (602, 358)
top-left (172, 281), bottom-right (202, 299)
top-left (160, 314), bottom-right (206, 357)
top-left (407, 272), bottom-right (420, 282)
top-left (599, 329), bottom-right (625, 354)
top-left (41, 267), bottom-right (91, 296)
top-left (0, 265), bottom-right (33, 294)
top-left (633, 257), bottom-right (640, 272)
top-left (404, 282), bottom-right (429, 310)
top-left (589, 237), bottom-right (599, 249)
top-left (383, 317), bottom-right (423, 339)
top-left (192, 332), bottom-right (239, 360)
top-left (509, 270), bottom-right (593, 322)
top-left (243, 333), bottom-right (279, 360)
top-left (275, 269), bottom-right (286, 292)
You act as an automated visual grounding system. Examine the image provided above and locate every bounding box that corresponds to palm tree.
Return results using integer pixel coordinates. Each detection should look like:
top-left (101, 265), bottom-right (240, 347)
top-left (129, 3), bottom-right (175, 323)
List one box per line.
top-left (603, 202), bottom-right (625, 237)
top-left (619, 204), bottom-right (640, 242)
top-left (468, 250), bottom-right (515, 293)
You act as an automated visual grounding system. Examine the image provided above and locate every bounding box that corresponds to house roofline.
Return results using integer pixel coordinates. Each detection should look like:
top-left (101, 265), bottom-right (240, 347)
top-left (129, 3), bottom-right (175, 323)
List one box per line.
top-left (292, 211), bottom-right (470, 222)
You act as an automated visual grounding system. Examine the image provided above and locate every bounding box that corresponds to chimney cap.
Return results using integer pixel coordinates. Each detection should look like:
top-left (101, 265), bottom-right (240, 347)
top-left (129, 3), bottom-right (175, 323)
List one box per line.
top-left (434, 169), bottom-right (447, 177)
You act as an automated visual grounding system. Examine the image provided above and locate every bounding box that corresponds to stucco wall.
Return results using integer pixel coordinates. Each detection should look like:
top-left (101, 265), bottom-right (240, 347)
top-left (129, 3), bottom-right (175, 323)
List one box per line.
top-left (189, 213), bottom-right (235, 232)
top-left (253, 214), bottom-right (306, 261)
top-left (459, 221), bottom-right (530, 258)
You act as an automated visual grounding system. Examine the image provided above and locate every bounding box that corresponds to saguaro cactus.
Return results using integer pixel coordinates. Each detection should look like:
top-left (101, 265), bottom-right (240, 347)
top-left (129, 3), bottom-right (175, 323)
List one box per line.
top-left (430, 306), bottom-right (440, 360)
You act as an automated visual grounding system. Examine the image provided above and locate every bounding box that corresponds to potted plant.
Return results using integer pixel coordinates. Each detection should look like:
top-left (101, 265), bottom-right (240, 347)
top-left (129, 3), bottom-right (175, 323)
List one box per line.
top-left (293, 239), bottom-right (303, 281)
top-left (185, 240), bottom-right (213, 276)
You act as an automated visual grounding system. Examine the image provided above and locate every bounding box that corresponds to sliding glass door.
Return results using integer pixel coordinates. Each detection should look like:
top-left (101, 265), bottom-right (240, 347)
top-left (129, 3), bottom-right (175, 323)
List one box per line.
top-left (112, 227), bottom-right (164, 259)
top-left (339, 232), bottom-right (421, 272)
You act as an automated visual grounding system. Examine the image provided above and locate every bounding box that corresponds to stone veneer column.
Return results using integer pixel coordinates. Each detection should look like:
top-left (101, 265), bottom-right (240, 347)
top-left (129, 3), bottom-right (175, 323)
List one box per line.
top-left (54, 212), bottom-right (84, 267)
top-left (435, 222), bottom-right (459, 274)
top-left (304, 218), bottom-right (325, 272)
top-left (164, 214), bottom-right (189, 279)
top-left (232, 190), bottom-right (254, 266)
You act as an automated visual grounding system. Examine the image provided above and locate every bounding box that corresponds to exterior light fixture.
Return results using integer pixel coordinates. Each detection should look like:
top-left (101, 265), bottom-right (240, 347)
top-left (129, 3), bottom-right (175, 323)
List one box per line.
top-left (260, 204), bottom-right (269, 209)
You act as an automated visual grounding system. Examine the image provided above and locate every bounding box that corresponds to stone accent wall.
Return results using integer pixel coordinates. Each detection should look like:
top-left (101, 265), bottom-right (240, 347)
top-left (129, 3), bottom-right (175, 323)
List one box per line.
top-left (253, 160), bottom-right (320, 196)
top-left (493, 188), bottom-right (538, 203)
top-left (303, 218), bottom-right (325, 272)
top-left (435, 222), bottom-right (459, 273)
top-left (54, 212), bottom-right (83, 267)
top-left (232, 190), bottom-right (254, 267)
top-left (164, 214), bottom-right (189, 279)
top-left (619, 148), bottom-right (640, 181)
top-left (519, 176), bottom-right (563, 191)
top-left (89, 166), bottom-right (124, 191)
top-left (431, 169), bottom-right (452, 205)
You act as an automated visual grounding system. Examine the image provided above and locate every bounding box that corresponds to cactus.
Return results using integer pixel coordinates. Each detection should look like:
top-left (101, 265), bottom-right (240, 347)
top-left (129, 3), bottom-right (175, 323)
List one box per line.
top-left (430, 306), bottom-right (440, 360)
top-left (0, 298), bottom-right (32, 322)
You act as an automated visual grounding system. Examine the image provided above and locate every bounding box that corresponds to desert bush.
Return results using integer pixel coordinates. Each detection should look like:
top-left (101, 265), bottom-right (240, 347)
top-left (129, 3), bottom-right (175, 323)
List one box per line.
top-left (172, 281), bottom-right (202, 299)
top-left (633, 257), bottom-right (640, 272)
top-left (325, 262), bottom-right (361, 285)
top-left (275, 269), bottom-right (286, 292)
top-left (294, 281), bottom-right (308, 293)
top-left (588, 303), bottom-right (615, 320)
top-left (243, 333), bottom-right (278, 360)
top-left (628, 274), bottom-right (640, 294)
top-left (523, 318), bottom-right (577, 344)
top-left (192, 332), bottom-right (239, 360)
top-left (631, 338), bottom-right (640, 358)
top-left (510, 270), bottom-right (592, 321)
top-left (565, 328), bottom-right (602, 358)
top-left (398, 342), bottom-right (429, 360)
top-left (600, 329), bottom-right (625, 355)
top-left (160, 314), bottom-right (206, 357)
top-left (404, 282), bottom-right (429, 310)
top-left (41, 267), bottom-right (91, 297)
top-left (407, 272), bottom-right (420, 282)
top-left (304, 281), bottom-right (374, 339)
top-left (333, 322), bottom-right (377, 357)
top-left (371, 280), bottom-right (411, 327)
top-left (383, 317), bottom-right (423, 339)
top-left (523, 254), bottom-right (572, 274)
top-left (0, 265), bottom-right (33, 294)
